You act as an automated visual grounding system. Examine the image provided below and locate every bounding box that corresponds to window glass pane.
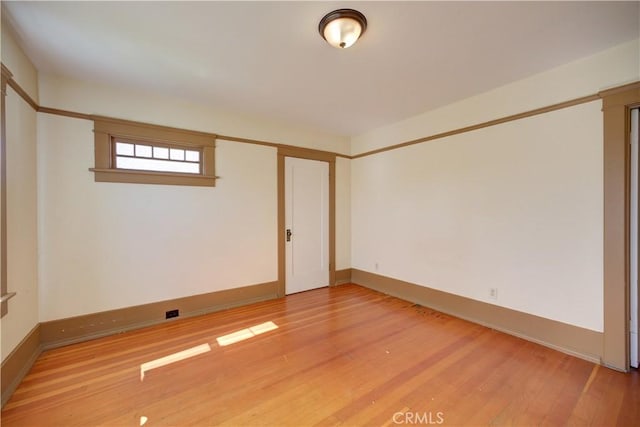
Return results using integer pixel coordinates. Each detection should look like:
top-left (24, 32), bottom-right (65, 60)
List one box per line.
top-left (185, 150), bottom-right (200, 162)
top-left (154, 146), bottom-right (169, 159)
top-left (115, 142), bottom-right (134, 156)
top-left (170, 148), bottom-right (185, 161)
top-left (116, 156), bottom-right (200, 174)
top-left (136, 145), bottom-right (153, 158)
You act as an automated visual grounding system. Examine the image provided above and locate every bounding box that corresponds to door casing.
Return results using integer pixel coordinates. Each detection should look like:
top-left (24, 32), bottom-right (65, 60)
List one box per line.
top-left (601, 82), bottom-right (640, 371)
top-left (277, 146), bottom-right (336, 297)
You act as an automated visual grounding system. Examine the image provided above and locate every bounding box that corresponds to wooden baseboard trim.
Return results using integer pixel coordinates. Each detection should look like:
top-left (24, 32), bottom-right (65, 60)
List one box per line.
top-left (335, 268), bottom-right (352, 285)
top-left (40, 281), bottom-right (279, 350)
top-left (1, 324), bottom-right (42, 408)
top-left (351, 269), bottom-right (603, 364)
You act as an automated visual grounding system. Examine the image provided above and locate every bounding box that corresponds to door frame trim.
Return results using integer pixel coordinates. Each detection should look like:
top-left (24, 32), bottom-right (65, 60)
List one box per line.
top-left (631, 107), bottom-right (639, 368)
top-left (277, 146), bottom-right (336, 297)
top-left (601, 82), bottom-right (640, 370)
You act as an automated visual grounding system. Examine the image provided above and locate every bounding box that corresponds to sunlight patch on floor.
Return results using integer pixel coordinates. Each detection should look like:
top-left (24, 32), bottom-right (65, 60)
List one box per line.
top-left (216, 321), bottom-right (278, 346)
top-left (140, 343), bottom-right (211, 381)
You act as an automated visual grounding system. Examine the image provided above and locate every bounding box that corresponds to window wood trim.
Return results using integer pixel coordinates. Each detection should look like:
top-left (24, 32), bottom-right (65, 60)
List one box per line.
top-left (91, 117), bottom-right (217, 187)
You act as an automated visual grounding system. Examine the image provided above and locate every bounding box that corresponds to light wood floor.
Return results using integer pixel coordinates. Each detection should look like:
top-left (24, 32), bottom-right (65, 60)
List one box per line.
top-left (2, 284), bottom-right (639, 426)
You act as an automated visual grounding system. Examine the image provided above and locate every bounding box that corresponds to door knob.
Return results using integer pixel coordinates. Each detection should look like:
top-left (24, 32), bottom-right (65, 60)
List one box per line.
top-left (286, 229), bottom-right (292, 242)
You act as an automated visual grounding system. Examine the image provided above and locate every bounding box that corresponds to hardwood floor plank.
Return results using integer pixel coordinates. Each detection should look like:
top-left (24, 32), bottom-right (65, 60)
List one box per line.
top-left (2, 284), bottom-right (638, 426)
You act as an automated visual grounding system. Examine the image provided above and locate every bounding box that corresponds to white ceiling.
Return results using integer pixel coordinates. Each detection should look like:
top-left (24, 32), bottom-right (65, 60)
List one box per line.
top-left (3, 1), bottom-right (639, 137)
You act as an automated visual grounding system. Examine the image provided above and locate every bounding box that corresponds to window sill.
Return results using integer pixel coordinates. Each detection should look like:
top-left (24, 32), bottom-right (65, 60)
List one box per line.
top-left (90, 168), bottom-right (216, 187)
top-left (0, 292), bottom-right (16, 303)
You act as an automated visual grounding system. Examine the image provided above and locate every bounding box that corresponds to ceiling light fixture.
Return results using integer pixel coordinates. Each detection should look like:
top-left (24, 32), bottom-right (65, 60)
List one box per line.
top-left (318, 9), bottom-right (367, 49)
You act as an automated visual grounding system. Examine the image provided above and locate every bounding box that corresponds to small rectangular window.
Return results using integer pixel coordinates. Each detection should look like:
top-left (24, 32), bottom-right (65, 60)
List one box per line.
top-left (90, 117), bottom-right (216, 187)
top-left (114, 140), bottom-right (201, 174)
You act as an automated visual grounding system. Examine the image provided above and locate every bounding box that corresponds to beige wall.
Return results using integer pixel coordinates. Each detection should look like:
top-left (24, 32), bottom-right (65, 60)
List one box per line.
top-left (351, 39), bottom-right (640, 333)
top-left (352, 101), bottom-right (604, 331)
top-left (36, 74), bottom-right (353, 321)
top-left (38, 114), bottom-right (277, 320)
top-left (1, 22), bottom-right (39, 361)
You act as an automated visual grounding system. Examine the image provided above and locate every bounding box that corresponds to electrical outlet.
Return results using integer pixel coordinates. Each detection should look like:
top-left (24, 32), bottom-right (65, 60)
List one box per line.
top-left (165, 309), bottom-right (179, 319)
top-left (489, 288), bottom-right (498, 300)
top-left (375, 262), bottom-right (379, 271)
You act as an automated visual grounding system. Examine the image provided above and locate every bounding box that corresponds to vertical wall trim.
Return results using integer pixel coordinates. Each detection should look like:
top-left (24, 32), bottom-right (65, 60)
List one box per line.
top-left (329, 160), bottom-right (336, 286)
top-left (277, 153), bottom-right (286, 297)
top-left (600, 82), bottom-right (640, 370)
top-left (0, 64), bottom-right (11, 317)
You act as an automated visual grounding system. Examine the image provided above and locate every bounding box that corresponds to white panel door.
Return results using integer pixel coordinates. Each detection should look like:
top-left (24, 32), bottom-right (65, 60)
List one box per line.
top-left (285, 157), bottom-right (329, 294)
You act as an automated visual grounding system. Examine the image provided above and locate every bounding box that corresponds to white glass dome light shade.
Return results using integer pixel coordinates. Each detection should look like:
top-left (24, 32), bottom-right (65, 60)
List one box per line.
top-left (319, 9), bottom-right (367, 49)
top-left (323, 17), bottom-right (362, 49)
